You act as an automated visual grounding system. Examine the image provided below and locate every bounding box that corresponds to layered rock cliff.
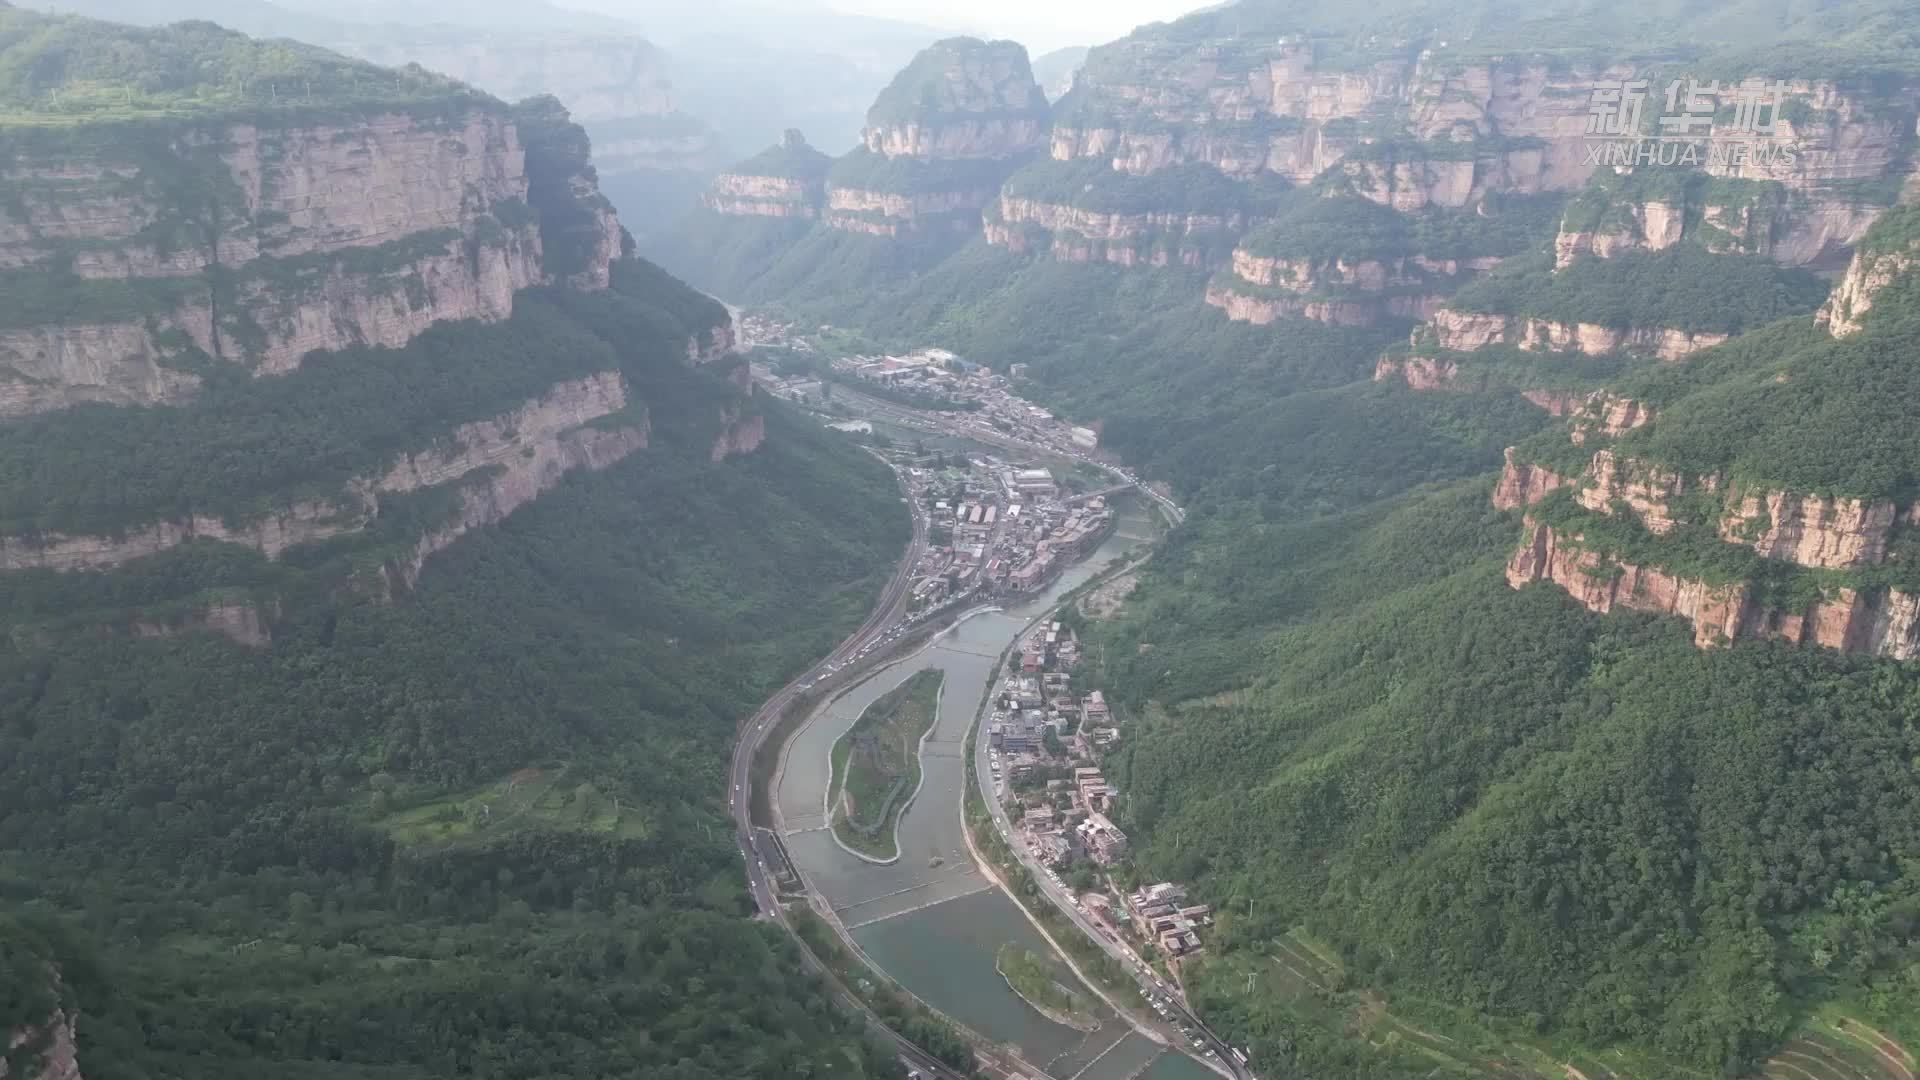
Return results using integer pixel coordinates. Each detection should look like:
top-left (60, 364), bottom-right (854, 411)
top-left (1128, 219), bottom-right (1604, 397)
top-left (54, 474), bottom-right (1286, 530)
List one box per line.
top-left (0, 372), bottom-right (643, 573)
top-left (1425, 308), bottom-right (1731, 360)
top-left (1508, 516), bottom-right (1920, 657)
top-left (1211, 248), bottom-right (1496, 325)
top-left (824, 38), bottom-right (1047, 237)
top-left (0, 20), bottom-right (624, 419)
top-left (700, 131), bottom-right (833, 219)
top-left (983, 159), bottom-right (1279, 268)
top-left (0, 106), bottom-right (549, 415)
top-left (862, 37), bottom-right (1049, 162)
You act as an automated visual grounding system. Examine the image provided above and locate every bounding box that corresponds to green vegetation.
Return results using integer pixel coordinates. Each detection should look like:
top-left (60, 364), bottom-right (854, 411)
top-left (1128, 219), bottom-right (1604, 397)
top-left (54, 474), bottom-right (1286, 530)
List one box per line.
top-left (1230, 187), bottom-right (1560, 277)
top-left (1858, 201), bottom-right (1920, 257)
top-left (830, 669), bottom-right (944, 859)
top-left (731, 130), bottom-right (834, 181)
top-left (1559, 169), bottom-right (1787, 253)
top-left (1449, 248), bottom-right (1830, 335)
top-left (1095, 0), bottom-right (1920, 75)
top-left (0, 290), bottom-right (622, 533)
top-left (1001, 157), bottom-right (1293, 218)
top-left (0, 6), bottom-right (489, 124)
top-left (636, 8), bottom-right (1920, 1075)
top-left (0, 250), bottom-right (915, 1077)
top-left (864, 36), bottom-right (1047, 127)
top-left (1076, 478), bottom-right (1920, 1076)
top-left (1602, 272), bottom-right (1920, 501)
top-left (995, 943), bottom-right (1101, 1030)
top-left (828, 147), bottom-right (1025, 197)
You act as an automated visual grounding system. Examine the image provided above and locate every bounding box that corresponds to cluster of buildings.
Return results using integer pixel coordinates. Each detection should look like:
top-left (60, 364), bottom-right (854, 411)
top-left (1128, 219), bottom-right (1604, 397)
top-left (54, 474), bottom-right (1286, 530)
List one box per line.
top-left (1126, 882), bottom-right (1213, 959)
top-left (986, 622), bottom-right (1215, 966)
top-left (743, 318), bottom-right (1102, 457)
top-left (988, 621), bottom-right (1132, 864)
top-left (901, 457), bottom-right (1115, 610)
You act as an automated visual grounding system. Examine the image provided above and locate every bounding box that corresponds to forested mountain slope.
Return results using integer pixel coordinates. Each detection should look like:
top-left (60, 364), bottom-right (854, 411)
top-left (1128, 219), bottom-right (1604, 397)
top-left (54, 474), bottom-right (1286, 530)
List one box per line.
top-left (656, 0), bottom-right (1920, 1076)
top-left (0, 9), bottom-right (911, 1078)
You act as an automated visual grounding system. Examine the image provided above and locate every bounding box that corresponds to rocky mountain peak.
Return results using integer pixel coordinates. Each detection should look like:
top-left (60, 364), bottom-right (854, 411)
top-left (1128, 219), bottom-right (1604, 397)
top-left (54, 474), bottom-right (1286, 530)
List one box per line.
top-left (861, 36), bottom-right (1048, 161)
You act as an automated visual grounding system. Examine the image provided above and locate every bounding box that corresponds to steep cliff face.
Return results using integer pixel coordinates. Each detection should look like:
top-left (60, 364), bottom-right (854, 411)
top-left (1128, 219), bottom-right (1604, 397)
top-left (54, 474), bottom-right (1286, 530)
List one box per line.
top-left (699, 130), bottom-right (832, 219)
top-left (1551, 164), bottom-right (1892, 269)
top-left (0, 68), bottom-right (625, 419)
top-left (1051, 38), bottom-right (1614, 196)
top-left (0, 106), bottom-right (551, 415)
top-left (1491, 448), bottom-right (1571, 511)
top-left (1426, 308), bottom-right (1731, 360)
top-left (823, 38), bottom-right (1047, 238)
top-left (862, 37), bottom-right (1049, 161)
top-left (1819, 205), bottom-right (1920, 335)
top-left (1509, 517), bottom-right (1920, 657)
top-left (1507, 517), bottom-right (1754, 647)
top-left (383, 414), bottom-right (649, 591)
top-left (1573, 448), bottom-right (1717, 532)
top-left (711, 402), bottom-right (768, 462)
top-left (985, 196), bottom-right (1244, 267)
top-left (1372, 353), bottom-right (1459, 388)
top-left (1717, 489), bottom-right (1897, 569)
top-left (0, 373), bottom-right (642, 573)
top-left (1210, 245), bottom-right (1495, 324)
top-left (1205, 280), bottom-right (1442, 326)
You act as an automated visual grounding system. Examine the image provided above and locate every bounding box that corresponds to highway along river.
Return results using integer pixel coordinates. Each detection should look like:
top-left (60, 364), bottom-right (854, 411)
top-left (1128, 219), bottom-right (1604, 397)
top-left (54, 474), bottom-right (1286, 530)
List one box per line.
top-left (775, 501), bottom-right (1216, 1080)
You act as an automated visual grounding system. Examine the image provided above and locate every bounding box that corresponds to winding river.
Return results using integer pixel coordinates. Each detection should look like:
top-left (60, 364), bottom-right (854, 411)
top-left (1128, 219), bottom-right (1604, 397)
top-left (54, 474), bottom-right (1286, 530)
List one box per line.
top-left (776, 500), bottom-right (1216, 1080)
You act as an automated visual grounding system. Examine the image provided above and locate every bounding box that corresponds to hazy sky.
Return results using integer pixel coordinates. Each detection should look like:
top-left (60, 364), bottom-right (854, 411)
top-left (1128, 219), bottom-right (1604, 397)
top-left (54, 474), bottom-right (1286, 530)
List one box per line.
top-left (828, 0), bottom-right (1201, 53)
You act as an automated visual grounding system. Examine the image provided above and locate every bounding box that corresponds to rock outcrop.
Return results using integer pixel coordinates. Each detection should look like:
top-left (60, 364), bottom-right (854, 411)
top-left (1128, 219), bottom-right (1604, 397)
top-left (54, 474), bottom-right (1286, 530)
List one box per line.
top-left (1717, 489), bottom-right (1897, 569)
top-left (1050, 39), bottom-right (1618, 194)
top-left (132, 600), bottom-right (278, 648)
top-left (1574, 449), bottom-right (1718, 533)
top-left (1426, 308), bottom-right (1730, 360)
top-left (0, 373), bottom-right (641, 573)
top-left (711, 401), bottom-right (768, 462)
top-left (700, 131), bottom-right (833, 219)
top-left (1507, 517), bottom-right (1754, 648)
top-left (382, 414), bottom-right (648, 591)
top-left (984, 197), bottom-right (1243, 268)
top-left (825, 38), bottom-right (1047, 237)
top-left (1210, 247), bottom-right (1497, 326)
top-left (863, 38), bottom-right (1049, 161)
top-left (1492, 448), bottom-right (1572, 511)
top-left (1509, 517), bottom-right (1920, 657)
top-left (1373, 354), bottom-right (1459, 388)
top-left (1819, 206), bottom-right (1920, 336)
top-left (1555, 198), bottom-right (1688, 266)
top-left (1205, 281), bottom-right (1442, 327)
top-left (1569, 394), bottom-right (1655, 443)
top-left (0, 99), bottom-right (623, 417)
top-left (2, 1005), bottom-right (80, 1080)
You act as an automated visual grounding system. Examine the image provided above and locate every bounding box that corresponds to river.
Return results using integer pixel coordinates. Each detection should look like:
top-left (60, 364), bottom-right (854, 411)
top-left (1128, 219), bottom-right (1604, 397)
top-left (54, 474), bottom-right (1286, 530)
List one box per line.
top-left (775, 500), bottom-right (1216, 1080)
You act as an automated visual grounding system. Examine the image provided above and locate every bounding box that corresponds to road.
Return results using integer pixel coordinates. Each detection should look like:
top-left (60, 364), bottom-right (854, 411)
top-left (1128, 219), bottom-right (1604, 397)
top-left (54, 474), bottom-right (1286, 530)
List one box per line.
top-left (724, 455), bottom-right (971, 1079)
top-left (970, 589), bottom-right (1250, 1079)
